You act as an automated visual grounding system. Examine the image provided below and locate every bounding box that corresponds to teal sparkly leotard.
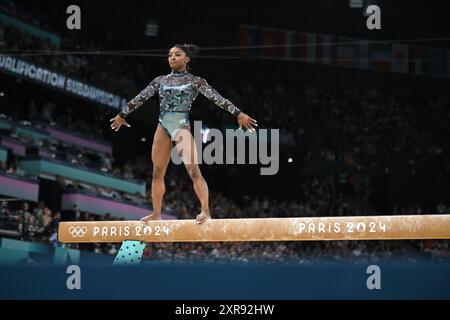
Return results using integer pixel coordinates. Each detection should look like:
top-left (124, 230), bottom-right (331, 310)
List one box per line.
top-left (118, 70), bottom-right (241, 140)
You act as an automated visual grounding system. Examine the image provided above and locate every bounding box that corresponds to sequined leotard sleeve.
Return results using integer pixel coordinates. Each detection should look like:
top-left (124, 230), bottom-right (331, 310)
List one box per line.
top-left (193, 77), bottom-right (241, 116)
top-left (118, 76), bottom-right (162, 118)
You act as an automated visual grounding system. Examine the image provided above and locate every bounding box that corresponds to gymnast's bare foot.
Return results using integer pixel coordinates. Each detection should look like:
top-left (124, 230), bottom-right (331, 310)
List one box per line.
top-left (196, 210), bottom-right (211, 224)
top-left (141, 211), bottom-right (162, 222)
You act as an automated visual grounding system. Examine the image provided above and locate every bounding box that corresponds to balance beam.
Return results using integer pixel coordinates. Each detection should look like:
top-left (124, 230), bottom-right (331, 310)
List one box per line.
top-left (58, 214), bottom-right (450, 243)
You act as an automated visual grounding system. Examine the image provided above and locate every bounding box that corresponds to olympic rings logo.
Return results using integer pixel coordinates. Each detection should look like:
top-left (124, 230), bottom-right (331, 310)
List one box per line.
top-left (69, 226), bottom-right (88, 237)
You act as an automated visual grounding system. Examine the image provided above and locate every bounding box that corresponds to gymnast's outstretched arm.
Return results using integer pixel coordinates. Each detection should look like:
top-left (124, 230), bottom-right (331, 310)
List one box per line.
top-left (118, 76), bottom-right (162, 118)
top-left (193, 77), bottom-right (258, 131)
top-left (111, 76), bottom-right (162, 132)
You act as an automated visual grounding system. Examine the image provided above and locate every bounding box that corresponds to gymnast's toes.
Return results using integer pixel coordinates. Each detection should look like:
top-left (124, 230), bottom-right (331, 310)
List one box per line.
top-left (196, 212), bottom-right (211, 224)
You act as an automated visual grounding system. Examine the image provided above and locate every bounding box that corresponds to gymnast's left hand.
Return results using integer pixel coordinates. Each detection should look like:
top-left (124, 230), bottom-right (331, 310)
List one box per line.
top-left (237, 112), bottom-right (258, 132)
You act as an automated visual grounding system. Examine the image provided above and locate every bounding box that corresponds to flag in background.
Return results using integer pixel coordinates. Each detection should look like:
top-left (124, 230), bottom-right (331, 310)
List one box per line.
top-left (409, 46), bottom-right (427, 75)
top-left (306, 32), bottom-right (316, 63)
top-left (322, 34), bottom-right (335, 65)
top-left (427, 47), bottom-right (445, 78)
top-left (316, 33), bottom-right (324, 63)
top-left (281, 29), bottom-right (297, 60)
top-left (391, 43), bottom-right (409, 73)
top-left (356, 39), bottom-right (371, 70)
top-left (372, 42), bottom-right (391, 71)
top-left (240, 25), bottom-right (260, 56)
top-left (298, 31), bottom-right (307, 61)
top-left (298, 32), bottom-right (316, 63)
top-left (336, 36), bottom-right (355, 67)
top-left (260, 27), bottom-right (281, 58)
top-left (238, 26), bottom-right (448, 80)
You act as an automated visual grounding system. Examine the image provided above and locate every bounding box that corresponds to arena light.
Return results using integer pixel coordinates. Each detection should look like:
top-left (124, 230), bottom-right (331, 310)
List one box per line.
top-left (145, 19), bottom-right (159, 37)
top-left (202, 127), bottom-right (210, 144)
top-left (349, 0), bottom-right (364, 8)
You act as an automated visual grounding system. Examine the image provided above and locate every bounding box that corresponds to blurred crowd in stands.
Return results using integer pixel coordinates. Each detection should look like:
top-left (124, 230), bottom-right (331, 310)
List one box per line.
top-left (0, 0), bottom-right (144, 97)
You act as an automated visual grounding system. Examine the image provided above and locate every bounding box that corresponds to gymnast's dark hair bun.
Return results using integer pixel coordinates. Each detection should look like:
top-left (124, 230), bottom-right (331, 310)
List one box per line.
top-left (173, 43), bottom-right (199, 71)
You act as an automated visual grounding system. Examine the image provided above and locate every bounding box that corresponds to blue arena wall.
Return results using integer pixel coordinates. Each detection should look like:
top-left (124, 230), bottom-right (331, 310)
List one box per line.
top-left (0, 238), bottom-right (449, 299)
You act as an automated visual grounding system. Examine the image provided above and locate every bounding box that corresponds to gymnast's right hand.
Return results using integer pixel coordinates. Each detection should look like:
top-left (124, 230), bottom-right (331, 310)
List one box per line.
top-left (110, 114), bottom-right (131, 132)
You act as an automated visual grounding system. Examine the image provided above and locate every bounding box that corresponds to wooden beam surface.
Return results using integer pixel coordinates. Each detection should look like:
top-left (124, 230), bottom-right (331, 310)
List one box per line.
top-left (58, 214), bottom-right (450, 243)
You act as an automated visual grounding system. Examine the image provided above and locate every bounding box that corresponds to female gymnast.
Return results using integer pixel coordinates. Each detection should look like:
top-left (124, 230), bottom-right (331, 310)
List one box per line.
top-left (110, 44), bottom-right (257, 225)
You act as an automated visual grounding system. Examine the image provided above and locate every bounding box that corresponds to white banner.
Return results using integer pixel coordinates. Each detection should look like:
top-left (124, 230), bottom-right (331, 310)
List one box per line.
top-left (0, 54), bottom-right (126, 109)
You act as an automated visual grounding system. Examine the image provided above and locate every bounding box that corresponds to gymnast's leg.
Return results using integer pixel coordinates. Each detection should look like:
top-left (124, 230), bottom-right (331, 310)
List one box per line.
top-left (141, 123), bottom-right (173, 222)
top-left (174, 127), bottom-right (211, 224)
top-left (113, 124), bottom-right (172, 265)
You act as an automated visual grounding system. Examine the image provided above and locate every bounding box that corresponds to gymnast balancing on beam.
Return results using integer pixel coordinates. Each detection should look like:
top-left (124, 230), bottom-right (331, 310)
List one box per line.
top-left (110, 44), bottom-right (257, 265)
top-left (110, 44), bottom-right (257, 224)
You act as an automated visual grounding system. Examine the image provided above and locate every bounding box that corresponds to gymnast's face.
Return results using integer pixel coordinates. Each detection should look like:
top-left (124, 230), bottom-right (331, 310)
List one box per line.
top-left (168, 47), bottom-right (190, 71)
